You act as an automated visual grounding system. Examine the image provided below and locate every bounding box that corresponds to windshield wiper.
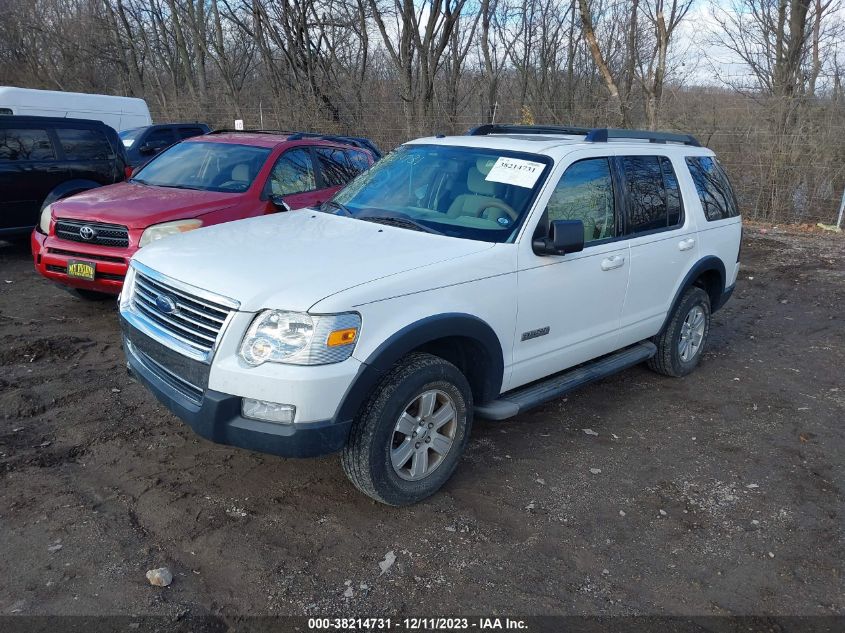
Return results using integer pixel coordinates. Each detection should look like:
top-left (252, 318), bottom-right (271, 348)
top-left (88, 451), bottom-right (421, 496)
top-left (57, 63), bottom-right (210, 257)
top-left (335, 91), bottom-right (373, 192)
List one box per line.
top-left (321, 199), bottom-right (353, 216)
top-left (359, 215), bottom-right (442, 235)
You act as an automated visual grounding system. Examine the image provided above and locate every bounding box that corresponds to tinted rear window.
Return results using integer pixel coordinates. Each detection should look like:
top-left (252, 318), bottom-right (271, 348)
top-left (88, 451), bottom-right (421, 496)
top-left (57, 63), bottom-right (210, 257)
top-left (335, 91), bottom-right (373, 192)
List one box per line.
top-left (0, 128), bottom-right (54, 161)
top-left (57, 128), bottom-right (112, 160)
top-left (686, 156), bottom-right (740, 221)
top-left (621, 155), bottom-right (682, 234)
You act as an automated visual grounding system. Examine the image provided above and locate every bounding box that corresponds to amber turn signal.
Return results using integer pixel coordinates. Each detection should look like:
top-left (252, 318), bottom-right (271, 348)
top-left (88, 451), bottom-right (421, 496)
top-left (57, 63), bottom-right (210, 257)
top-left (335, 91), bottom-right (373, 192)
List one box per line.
top-left (327, 328), bottom-right (358, 347)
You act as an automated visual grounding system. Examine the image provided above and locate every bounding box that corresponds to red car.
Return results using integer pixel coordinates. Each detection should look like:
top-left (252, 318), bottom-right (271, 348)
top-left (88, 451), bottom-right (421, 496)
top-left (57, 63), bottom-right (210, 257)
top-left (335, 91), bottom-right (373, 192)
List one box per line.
top-left (31, 131), bottom-right (377, 298)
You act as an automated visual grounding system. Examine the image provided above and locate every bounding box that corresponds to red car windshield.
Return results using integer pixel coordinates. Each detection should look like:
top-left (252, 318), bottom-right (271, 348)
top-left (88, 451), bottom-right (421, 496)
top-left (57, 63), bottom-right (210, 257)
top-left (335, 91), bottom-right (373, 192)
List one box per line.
top-left (131, 141), bottom-right (271, 193)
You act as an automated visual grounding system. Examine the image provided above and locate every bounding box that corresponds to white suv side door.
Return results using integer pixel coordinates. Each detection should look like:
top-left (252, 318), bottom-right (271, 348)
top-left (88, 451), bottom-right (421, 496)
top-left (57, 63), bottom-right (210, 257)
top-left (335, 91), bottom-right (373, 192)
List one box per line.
top-left (509, 154), bottom-right (630, 391)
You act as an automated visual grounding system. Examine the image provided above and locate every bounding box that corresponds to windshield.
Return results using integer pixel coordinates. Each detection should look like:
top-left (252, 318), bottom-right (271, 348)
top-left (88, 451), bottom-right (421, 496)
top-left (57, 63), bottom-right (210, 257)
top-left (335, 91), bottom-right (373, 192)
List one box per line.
top-left (131, 141), bottom-right (271, 193)
top-left (119, 127), bottom-right (143, 149)
top-left (326, 144), bottom-right (551, 242)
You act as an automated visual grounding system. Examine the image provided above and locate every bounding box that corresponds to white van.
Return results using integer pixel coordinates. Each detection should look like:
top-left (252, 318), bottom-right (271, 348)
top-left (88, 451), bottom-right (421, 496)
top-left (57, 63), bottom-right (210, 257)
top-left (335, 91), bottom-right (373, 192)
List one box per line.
top-left (0, 87), bottom-right (152, 131)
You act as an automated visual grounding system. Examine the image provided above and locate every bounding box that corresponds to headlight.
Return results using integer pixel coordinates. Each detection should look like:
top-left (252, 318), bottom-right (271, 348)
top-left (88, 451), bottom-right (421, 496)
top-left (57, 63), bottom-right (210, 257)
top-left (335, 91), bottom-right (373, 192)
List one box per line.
top-left (239, 310), bottom-right (360, 366)
top-left (38, 204), bottom-right (54, 234)
top-left (138, 219), bottom-right (202, 247)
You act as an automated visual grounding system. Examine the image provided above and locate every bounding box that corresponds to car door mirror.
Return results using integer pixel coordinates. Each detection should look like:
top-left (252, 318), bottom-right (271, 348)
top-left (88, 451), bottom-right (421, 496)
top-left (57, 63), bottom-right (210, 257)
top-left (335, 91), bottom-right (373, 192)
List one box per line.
top-left (532, 219), bottom-right (585, 256)
top-left (270, 195), bottom-right (292, 213)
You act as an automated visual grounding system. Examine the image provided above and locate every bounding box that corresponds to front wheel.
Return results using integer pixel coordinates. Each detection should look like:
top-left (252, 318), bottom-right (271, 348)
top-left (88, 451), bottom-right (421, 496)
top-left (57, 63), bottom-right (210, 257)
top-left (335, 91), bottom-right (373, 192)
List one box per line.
top-left (648, 286), bottom-right (711, 377)
top-left (341, 353), bottom-right (473, 506)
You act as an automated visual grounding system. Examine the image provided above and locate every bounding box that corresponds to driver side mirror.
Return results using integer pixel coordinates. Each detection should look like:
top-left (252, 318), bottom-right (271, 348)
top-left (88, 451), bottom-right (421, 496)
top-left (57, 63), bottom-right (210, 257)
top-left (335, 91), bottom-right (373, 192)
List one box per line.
top-left (532, 219), bottom-right (585, 256)
top-left (270, 195), bottom-right (292, 213)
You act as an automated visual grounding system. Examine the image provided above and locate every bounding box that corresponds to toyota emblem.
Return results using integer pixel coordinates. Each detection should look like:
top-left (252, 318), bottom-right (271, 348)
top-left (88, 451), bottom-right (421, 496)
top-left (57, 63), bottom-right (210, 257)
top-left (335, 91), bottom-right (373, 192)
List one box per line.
top-left (79, 225), bottom-right (97, 241)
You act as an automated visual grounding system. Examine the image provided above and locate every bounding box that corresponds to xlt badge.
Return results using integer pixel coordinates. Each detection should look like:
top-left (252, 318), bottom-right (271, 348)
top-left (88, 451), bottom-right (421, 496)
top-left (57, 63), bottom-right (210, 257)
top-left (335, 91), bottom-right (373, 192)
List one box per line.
top-left (521, 326), bottom-right (550, 341)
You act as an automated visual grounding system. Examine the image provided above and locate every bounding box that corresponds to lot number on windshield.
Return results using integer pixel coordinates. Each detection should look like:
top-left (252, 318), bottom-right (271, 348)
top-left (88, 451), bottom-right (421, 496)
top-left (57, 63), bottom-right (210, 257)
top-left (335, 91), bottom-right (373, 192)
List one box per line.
top-left (485, 157), bottom-right (545, 188)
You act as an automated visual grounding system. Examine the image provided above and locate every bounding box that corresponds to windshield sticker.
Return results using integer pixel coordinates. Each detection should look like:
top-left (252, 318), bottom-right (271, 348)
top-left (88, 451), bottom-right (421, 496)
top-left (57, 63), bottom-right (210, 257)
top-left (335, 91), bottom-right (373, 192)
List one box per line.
top-left (485, 157), bottom-right (545, 188)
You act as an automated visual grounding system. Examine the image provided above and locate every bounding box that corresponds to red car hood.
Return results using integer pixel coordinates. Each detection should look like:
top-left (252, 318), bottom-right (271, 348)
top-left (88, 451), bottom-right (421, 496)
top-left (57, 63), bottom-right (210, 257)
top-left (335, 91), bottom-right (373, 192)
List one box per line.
top-left (51, 182), bottom-right (241, 230)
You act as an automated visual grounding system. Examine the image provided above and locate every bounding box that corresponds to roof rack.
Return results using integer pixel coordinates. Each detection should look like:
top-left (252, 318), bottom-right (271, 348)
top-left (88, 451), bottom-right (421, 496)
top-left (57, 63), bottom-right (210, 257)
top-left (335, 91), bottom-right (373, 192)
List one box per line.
top-left (208, 129), bottom-right (294, 135)
top-left (585, 128), bottom-right (700, 146)
top-left (468, 124), bottom-right (592, 136)
top-left (467, 124), bottom-right (700, 147)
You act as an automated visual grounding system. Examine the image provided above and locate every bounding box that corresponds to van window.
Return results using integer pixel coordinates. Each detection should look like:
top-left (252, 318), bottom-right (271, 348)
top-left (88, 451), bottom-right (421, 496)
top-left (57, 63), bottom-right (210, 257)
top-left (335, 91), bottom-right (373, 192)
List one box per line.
top-left (547, 158), bottom-right (616, 243)
top-left (0, 128), bottom-right (54, 161)
top-left (0, 108), bottom-right (12, 116)
top-left (686, 156), bottom-right (740, 221)
top-left (56, 128), bottom-right (112, 160)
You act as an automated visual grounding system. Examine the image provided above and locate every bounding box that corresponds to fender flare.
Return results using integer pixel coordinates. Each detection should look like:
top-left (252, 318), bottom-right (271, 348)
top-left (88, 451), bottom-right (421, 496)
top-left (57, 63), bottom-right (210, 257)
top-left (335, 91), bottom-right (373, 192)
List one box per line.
top-left (333, 313), bottom-right (505, 424)
top-left (40, 179), bottom-right (103, 211)
top-left (659, 256), bottom-right (727, 333)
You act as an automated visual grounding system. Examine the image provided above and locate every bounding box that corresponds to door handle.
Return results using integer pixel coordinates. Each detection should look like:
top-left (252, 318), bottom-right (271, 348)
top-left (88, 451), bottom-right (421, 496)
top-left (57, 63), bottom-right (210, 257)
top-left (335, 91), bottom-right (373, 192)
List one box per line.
top-left (678, 238), bottom-right (696, 251)
top-left (601, 255), bottom-right (625, 271)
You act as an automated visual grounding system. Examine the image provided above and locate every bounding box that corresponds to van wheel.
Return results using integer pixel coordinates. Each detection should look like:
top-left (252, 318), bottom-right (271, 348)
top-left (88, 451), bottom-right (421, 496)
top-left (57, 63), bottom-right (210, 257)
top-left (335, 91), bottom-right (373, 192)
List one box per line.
top-left (648, 286), bottom-right (711, 377)
top-left (341, 353), bottom-right (473, 506)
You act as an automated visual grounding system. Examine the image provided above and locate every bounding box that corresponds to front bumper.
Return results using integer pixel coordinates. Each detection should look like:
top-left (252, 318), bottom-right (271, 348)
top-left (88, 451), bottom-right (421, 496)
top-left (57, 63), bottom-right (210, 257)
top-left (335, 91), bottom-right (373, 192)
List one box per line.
top-left (124, 332), bottom-right (353, 457)
top-left (31, 230), bottom-right (133, 295)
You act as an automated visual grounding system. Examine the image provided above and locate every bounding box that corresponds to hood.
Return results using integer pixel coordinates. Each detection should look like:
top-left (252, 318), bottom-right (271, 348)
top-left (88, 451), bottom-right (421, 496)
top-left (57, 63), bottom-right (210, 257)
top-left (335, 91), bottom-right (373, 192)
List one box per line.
top-left (52, 182), bottom-right (241, 230)
top-left (132, 211), bottom-right (495, 312)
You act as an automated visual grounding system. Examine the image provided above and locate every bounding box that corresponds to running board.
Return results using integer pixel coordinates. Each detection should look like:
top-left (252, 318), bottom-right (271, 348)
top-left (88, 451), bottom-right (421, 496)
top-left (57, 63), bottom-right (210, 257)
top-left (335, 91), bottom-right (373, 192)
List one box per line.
top-left (475, 341), bottom-right (657, 421)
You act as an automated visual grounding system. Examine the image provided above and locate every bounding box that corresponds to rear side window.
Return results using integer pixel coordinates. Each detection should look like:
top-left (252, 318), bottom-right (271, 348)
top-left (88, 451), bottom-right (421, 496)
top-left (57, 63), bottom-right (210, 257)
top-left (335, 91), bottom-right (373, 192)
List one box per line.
top-left (0, 128), bottom-right (54, 161)
top-left (621, 155), bottom-right (683, 234)
top-left (316, 147), bottom-right (357, 187)
top-left (56, 128), bottom-right (112, 160)
top-left (345, 149), bottom-right (371, 175)
top-left (686, 156), bottom-right (739, 221)
top-left (547, 157), bottom-right (616, 243)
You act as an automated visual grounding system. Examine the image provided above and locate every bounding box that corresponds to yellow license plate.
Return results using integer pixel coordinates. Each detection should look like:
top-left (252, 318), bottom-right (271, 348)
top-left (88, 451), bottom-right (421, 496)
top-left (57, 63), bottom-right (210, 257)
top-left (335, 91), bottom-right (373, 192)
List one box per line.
top-left (67, 260), bottom-right (96, 281)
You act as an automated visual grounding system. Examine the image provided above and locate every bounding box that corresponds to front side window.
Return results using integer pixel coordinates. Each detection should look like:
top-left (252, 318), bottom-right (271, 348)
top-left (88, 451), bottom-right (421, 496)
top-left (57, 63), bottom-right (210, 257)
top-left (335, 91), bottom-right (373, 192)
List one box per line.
top-left (56, 128), bottom-right (112, 160)
top-left (328, 144), bottom-right (550, 243)
top-left (547, 157), bottom-right (616, 244)
top-left (0, 128), bottom-right (54, 161)
top-left (132, 141), bottom-right (271, 193)
top-left (686, 156), bottom-right (739, 221)
top-left (268, 148), bottom-right (317, 196)
top-left (0, 108), bottom-right (13, 116)
top-left (177, 127), bottom-right (205, 140)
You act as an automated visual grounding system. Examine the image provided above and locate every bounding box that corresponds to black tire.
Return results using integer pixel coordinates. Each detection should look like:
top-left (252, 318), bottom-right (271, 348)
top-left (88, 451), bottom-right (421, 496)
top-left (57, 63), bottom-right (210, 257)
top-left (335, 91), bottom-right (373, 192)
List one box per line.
top-left (72, 289), bottom-right (114, 301)
top-left (648, 286), bottom-right (711, 377)
top-left (341, 352), bottom-right (473, 506)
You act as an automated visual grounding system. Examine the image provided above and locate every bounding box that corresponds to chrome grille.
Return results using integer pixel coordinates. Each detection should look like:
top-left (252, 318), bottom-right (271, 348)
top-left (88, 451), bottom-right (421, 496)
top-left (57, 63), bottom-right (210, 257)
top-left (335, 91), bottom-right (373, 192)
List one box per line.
top-left (131, 268), bottom-right (234, 355)
top-left (55, 219), bottom-right (129, 248)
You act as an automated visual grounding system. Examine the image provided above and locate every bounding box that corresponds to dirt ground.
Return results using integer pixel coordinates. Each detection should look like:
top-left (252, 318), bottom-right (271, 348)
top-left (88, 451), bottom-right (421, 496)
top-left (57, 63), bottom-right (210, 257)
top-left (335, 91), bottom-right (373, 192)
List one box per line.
top-left (0, 226), bottom-right (843, 623)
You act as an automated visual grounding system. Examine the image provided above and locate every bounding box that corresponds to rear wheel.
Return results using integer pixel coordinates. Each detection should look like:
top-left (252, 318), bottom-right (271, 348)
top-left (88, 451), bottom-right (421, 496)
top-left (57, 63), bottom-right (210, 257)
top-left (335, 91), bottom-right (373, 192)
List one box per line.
top-left (648, 286), bottom-right (711, 377)
top-left (342, 353), bottom-right (472, 505)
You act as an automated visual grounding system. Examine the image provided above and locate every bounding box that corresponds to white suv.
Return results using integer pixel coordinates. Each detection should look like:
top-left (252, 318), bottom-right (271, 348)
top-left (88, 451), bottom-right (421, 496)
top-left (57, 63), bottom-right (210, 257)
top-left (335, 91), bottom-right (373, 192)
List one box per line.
top-left (119, 125), bottom-right (741, 505)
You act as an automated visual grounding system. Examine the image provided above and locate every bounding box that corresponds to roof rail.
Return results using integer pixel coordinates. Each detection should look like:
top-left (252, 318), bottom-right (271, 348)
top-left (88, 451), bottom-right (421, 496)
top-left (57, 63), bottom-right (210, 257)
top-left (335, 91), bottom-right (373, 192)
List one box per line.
top-left (467, 124), bottom-right (593, 136)
top-left (585, 128), bottom-right (700, 146)
top-left (208, 129), bottom-right (293, 135)
top-left (466, 123), bottom-right (701, 147)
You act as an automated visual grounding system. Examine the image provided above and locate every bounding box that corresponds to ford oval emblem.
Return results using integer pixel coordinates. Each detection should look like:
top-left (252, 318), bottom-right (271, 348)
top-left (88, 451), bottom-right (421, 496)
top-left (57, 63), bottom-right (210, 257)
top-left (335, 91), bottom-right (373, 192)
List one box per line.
top-left (154, 294), bottom-right (178, 315)
top-left (79, 225), bottom-right (97, 241)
